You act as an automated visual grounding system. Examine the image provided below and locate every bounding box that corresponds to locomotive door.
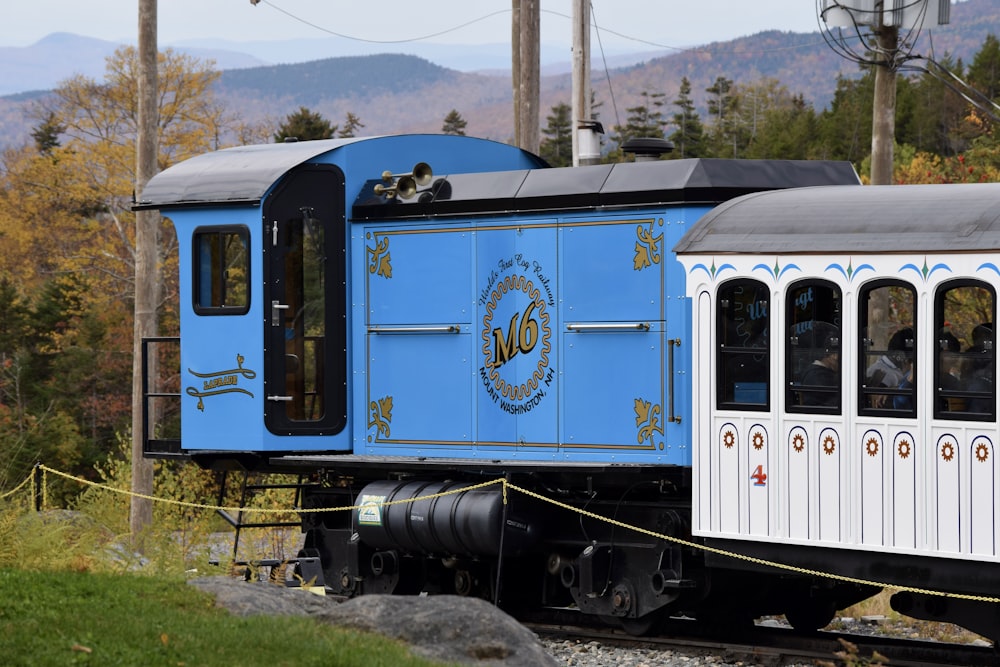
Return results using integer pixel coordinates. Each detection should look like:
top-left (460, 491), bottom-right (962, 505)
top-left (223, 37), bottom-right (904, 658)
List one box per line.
top-left (263, 164), bottom-right (348, 437)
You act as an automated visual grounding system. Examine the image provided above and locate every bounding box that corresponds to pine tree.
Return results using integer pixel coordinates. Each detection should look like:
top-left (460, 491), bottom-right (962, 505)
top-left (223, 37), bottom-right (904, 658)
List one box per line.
top-left (338, 112), bottom-right (365, 138)
top-left (669, 77), bottom-right (704, 158)
top-left (30, 112), bottom-right (64, 155)
top-left (274, 107), bottom-right (336, 142)
top-left (442, 109), bottom-right (468, 136)
top-left (706, 76), bottom-right (737, 157)
top-left (539, 102), bottom-right (573, 167)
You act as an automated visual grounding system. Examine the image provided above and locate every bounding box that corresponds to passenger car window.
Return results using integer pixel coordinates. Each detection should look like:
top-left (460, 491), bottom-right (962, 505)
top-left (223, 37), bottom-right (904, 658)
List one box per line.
top-left (717, 279), bottom-right (769, 411)
top-left (859, 280), bottom-right (916, 417)
top-left (786, 280), bottom-right (842, 414)
top-left (935, 280), bottom-right (995, 422)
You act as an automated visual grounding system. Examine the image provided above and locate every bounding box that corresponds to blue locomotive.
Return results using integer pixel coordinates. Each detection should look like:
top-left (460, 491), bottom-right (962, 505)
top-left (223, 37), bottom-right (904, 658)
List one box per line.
top-left (138, 134), bottom-right (999, 640)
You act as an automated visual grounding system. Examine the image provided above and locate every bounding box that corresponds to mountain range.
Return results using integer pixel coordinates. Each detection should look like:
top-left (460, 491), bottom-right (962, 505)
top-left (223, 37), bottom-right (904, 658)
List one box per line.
top-left (0, 0), bottom-right (997, 150)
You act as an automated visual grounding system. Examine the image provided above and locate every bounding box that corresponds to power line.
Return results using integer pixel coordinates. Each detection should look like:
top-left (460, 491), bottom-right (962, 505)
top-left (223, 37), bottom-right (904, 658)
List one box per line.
top-left (257, 0), bottom-right (829, 58)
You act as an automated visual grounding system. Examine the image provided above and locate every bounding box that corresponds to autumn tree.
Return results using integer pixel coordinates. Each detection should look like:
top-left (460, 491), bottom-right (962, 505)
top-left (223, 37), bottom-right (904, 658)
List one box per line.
top-left (274, 106), bottom-right (336, 141)
top-left (0, 46), bottom-right (228, 487)
top-left (442, 109), bottom-right (468, 136)
top-left (539, 102), bottom-right (572, 167)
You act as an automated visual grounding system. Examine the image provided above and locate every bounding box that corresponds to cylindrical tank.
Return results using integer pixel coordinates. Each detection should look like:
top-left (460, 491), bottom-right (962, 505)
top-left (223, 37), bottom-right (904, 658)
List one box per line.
top-left (354, 480), bottom-right (536, 557)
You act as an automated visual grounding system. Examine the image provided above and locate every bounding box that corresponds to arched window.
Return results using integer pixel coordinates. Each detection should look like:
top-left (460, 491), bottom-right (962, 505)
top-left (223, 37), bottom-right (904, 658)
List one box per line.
top-left (717, 279), bottom-right (770, 411)
top-left (786, 280), bottom-right (842, 414)
top-left (935, 280), bottom-right (995, 422)
top-left (859, 280), bottom-right (916, 417)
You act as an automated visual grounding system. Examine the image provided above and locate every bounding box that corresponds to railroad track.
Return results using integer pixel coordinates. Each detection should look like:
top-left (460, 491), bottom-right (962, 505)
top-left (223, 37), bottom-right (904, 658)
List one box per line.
top-left (522, 614), bottom-right (999, 666)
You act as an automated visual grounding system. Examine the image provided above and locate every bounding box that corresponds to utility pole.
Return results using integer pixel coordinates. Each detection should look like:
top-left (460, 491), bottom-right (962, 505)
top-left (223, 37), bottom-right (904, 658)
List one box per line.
top-left (571, 0), bottom-right (591, 166)
top-left (131, 0), bottom-right (159, 547)
top-left (512, 0), bottom-right (521, 147)
top-left (513, 0), bottom-right (539, 154)
top-left (870, 22), bottom-right (898, 185)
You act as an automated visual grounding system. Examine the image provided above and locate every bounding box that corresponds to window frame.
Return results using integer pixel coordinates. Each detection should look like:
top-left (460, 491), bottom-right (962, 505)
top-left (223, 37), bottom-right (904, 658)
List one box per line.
top-left (858, 279), bottom-right (917, 419)
top-left (934, 279), bottom-right (996, 422)
top-left (785, 278), bottom-right (842, 415)
top-left (715, 278), bottom-right (770, 412)
top-left (192, 225), bottom-right (251, 316)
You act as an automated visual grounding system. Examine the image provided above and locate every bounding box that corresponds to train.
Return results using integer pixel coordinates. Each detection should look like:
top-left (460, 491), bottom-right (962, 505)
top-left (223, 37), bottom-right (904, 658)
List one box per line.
top-left (135, 133), bottom-right (1000, 642)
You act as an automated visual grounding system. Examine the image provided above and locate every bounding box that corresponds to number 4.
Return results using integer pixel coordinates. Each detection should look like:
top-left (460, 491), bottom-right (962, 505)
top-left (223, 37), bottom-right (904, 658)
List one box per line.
top-left (751, 464), bottom-right (767, 487)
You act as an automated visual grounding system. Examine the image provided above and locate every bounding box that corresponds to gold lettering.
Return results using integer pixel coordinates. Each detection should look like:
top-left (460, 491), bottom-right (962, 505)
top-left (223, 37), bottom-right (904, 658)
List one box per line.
top-left (491, 302), bottom-right (539, 369)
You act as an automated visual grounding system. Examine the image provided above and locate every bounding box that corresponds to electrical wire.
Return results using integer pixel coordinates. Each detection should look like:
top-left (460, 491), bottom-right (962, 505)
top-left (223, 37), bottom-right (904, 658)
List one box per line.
top-left (257, 0), bottom-right (830, 60)
top-left (589, 2), bottom-right (622, 135)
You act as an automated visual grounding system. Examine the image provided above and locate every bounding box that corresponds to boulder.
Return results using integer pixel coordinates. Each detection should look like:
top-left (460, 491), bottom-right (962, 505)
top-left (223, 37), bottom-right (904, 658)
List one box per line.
top-left (189, 577), bottom-right (557, 666)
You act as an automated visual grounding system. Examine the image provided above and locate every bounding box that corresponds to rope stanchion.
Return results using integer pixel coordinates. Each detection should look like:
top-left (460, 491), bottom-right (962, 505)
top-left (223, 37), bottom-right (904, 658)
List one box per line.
top-left (13, 463), bottom-right (999, 605)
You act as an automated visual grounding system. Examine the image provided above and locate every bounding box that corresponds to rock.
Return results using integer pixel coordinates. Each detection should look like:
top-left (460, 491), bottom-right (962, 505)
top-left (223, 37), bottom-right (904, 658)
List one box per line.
top-left (188, 577), bottom-right (557, 666)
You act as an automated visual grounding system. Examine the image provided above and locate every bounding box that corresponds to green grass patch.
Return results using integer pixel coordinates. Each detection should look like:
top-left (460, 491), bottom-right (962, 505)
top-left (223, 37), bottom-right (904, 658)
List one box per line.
top-left (0, 569), bottom-right (453, 667)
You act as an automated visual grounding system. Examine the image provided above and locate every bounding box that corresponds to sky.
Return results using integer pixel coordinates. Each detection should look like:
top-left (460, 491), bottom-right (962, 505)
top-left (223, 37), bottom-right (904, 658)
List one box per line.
top-left (2, 0), bottom-right (827, 54)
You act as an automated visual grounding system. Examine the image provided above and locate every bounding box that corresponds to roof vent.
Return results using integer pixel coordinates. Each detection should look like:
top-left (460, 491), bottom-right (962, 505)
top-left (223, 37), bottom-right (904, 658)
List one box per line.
top-left (622, 137), bottom-right (674, 162)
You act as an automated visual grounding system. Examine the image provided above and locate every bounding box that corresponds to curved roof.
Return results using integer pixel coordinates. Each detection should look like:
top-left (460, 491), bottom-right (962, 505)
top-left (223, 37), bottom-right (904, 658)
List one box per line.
top-left (673, 183), bottom-right (1000, 255)
top-left (134, 138), bottom-right (366, 209)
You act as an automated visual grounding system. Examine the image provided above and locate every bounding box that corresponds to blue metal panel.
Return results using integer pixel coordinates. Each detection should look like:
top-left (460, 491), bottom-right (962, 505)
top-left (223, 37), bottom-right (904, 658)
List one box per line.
top-left (367, 331), bottom-right (474, 448)
top-left (475, 222), bottom-right (559, 450)
top-left (562, 326), bottom-right (664, 448)
top-left (561, 217), bottom-right (663, 322)
top-left (366, 227), bottom-right (473, 326)
top-left (559, 214), bottom-right (666, 458)
top-left (362, 226), bottom-right (475, 451)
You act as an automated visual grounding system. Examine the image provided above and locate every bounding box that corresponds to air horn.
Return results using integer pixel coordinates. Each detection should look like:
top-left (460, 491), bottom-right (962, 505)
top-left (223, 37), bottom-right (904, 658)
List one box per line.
top-left (373, 162), bottom-right (433, 199)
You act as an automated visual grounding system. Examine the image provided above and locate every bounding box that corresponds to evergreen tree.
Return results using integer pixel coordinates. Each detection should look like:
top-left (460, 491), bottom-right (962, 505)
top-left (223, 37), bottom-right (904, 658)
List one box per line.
top-left (911, 55), bottom-right (969, 156)
top-left (706, 76), bottom-right (738, 157)
top-left (669, 77), bottom-right (704, 158)
top-left (441, 109), bottom-right (468, 136)
top-left (338, 112), bottom-right (365, 138)
top-left (967, 34), bottom-right (1000, 102)
top-left (539, 102), bottom-right (573, 167)
top-left (274, 107), bottom-right (336, 142)
top-left (30, 112), bottom-right (64, 155)
top-left (610, 91), bottom-right (667, 160)
top-left (814, 73), bottom-right (874, 163)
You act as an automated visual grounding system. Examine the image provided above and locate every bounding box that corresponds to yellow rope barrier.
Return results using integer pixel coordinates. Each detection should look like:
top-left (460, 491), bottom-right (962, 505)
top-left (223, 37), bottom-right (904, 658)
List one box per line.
top-left (0, 471), bottom-right (32, 501)
top-left (4, 464), bottom-right (997, 604)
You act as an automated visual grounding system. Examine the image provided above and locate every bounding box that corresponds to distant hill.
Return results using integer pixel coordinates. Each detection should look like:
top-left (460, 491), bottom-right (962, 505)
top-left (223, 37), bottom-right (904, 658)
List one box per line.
top-left (0, 33), bottom-right (266, 96)
top-left (1, 0), bottom-right (998, 150)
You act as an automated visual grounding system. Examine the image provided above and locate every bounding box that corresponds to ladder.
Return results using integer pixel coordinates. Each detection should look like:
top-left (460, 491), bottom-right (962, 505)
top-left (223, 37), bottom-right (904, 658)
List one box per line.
top-left (212, 470), bottom-right (324, 587)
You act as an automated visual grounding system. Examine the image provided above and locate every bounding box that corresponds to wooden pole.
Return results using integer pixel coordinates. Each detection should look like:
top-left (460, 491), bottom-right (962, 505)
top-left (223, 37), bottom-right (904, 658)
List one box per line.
top-left (571, 0), bottom-right (591, 166)
top-left (131, 0), bottom-right (160, 548)
top-left (511, 0), bottom-right (521, 148)
top-left (870, 23), bottom-right (898, 185)
top-left (515, 0), bottom-right (540, 153)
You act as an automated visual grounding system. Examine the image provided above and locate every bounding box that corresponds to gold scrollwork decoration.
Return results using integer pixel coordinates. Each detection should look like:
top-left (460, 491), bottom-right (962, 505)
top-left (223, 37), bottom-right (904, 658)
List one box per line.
top-left (633, 221), bottom-right (663, 271)
top-left (634, 397), bottom-right (663, 446)
top-left (185, 353), bottom-right (256, 411)
top-left (368, 395), bottom-right (394, 438)
top-left (367, 235), bottom-right (392, 278)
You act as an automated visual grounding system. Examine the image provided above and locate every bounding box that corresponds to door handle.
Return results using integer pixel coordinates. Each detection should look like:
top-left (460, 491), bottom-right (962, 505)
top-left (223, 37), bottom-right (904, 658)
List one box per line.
top-left (271, 300), bottom-right (289, 326)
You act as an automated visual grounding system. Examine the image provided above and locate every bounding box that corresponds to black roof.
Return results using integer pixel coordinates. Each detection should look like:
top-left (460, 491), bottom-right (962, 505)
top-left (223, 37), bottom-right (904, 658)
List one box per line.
top-left (674, 182), bottom-right (1000, 255)
top-left (134, 138), bottom-right (365, 210)
top-left (351, 158), bottom-right (860, 220)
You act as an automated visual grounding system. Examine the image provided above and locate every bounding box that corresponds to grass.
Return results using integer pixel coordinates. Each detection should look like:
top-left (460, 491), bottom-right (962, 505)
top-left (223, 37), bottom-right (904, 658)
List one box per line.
top-left (0, 568), bottom-right (455, 667)
top-left (833, 589), bottom-right (985, 645)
